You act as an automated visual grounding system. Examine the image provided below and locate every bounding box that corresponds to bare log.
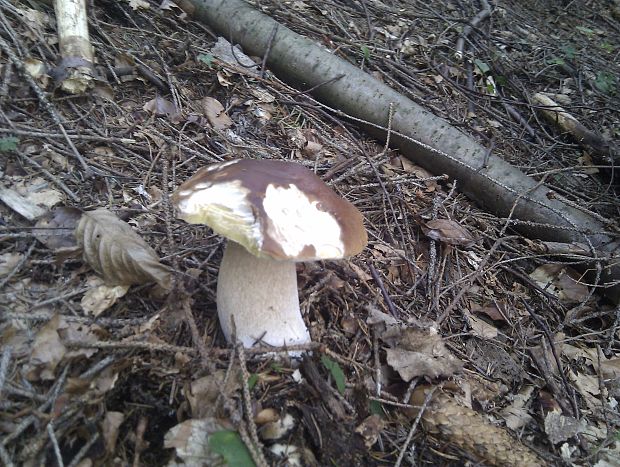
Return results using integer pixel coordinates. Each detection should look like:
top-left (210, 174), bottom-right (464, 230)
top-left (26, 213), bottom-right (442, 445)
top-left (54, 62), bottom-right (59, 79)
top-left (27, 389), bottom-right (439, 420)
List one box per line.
top-left (54, 0), bottom-right (94, 93)
top-left (185, 0), bottom-right (620, 303)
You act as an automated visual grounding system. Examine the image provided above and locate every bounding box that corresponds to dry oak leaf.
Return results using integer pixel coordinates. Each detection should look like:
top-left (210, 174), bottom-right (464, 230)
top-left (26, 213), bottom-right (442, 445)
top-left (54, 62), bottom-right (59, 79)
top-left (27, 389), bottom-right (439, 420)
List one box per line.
top-left (76, 209), bottom-right (172, 289)
top-left (421, 218), bottom-right (476, 247)
top-left (386, 328), bottom-right (463, 381)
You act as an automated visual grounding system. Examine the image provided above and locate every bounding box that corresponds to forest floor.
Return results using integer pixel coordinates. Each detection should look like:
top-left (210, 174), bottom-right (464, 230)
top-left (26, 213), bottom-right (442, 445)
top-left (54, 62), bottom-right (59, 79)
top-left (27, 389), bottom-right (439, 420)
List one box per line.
top-left (1, 0), bottom-right (619, 465)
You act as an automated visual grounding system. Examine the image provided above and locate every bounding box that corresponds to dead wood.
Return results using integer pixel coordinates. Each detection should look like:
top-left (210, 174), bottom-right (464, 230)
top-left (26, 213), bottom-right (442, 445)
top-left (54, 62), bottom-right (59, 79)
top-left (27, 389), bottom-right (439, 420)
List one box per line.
top-left (185, 0), bottom-right (620, 303)
top-left (532, 92), bottom-right (618, 173)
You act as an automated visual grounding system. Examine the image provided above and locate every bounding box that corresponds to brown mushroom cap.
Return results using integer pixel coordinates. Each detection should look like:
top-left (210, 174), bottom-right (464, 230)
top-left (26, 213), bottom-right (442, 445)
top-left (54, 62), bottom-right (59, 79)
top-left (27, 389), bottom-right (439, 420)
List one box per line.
top-left (173, 159), bottom-right (367, 261)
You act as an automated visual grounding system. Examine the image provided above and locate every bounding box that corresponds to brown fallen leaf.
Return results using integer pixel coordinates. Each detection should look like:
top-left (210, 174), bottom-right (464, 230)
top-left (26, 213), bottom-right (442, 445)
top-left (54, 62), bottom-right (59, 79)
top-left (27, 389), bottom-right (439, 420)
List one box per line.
top-left (0, 252), bottom-right (24, 276)
top-left (385, 328), bottom-right (463, 381)
top-left (500, 385), bottom-right (535, 431)
top-left (471, 303), bottom-right (507, 321)
top-left (76, 208), bottom-right (172, 289)
top-left (421, 218), bottom-right (476, 248)
top-left (143, 96), bottom-right (182, 123)
top-left (544, 410), bottom-right (584, 445)
top-left (34, 206), bottom-right (82, 250)
top-left (529, 264), bottom-right (589, 303)
top-left (355, 414), bottom-right (385, 448)
top-left (23, 314), bottom-right (67, 381)
top-left (164, 418), bottom-right (233, 465)
top-left (186, 370), bottom-right (240, 419)
top-left (464, 310), bottom-right (498, 339)
top-left (202, 96), bottom-right (233, 130)
top-left (102, 411), bottom-right (125, 455)
top-left (80, 276), bottom-right (130, 316)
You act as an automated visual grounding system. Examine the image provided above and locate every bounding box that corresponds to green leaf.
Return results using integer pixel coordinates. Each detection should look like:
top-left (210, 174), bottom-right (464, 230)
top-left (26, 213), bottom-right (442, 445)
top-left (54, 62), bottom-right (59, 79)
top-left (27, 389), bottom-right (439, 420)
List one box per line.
top-left (575, 26), bottom-right (594, 36)
top-left (549, 56), bottom-right (565, 66)
top-left (560, 45), bottom-right (577, 59)
top-left (369, 400), bottom-right (384, 416)
top-left (361, 45), bottom-right (370, 61)
top-left (209, 430), bottom-right (255, 467)
top-left (473, 59), bottom-right (490, 74)
top-left (320, 355), bottom-right (346, 394)
top-left (247, 373), bottom-right (258, 391)
top-left (600, 42), bottom-right (615, 53)
top-left (0, 136), bottom-right (19, 152)
top-left (594, 71), bottom-right (616, 94)
top-left (270, 362), bottom-right (283, 373)
top-left (197, 53), bottom-right (214, 67)
top-left (495, 75), bottom-right (507, 87)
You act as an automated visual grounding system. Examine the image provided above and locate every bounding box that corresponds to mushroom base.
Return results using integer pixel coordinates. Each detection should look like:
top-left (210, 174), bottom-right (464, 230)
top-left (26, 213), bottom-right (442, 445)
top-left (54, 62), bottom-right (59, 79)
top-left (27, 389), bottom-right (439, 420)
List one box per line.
top-left (216, 241), bottom-right (311, 349)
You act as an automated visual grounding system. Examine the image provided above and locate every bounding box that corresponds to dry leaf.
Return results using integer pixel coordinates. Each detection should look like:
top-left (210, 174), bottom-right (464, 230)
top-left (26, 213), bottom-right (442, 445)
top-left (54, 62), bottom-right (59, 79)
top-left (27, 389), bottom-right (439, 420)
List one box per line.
top-left (186, 370), bottom-right (240, 419)
top-left (164, 418), bottom-right (232, 465)
top-left (545, 410), bottom-right (583, 444)
top-left (128, 0), bottom-right (150, 9)
top-left (102, 411), bottom-right (125, 454)
top-left (0, 252), bottom-right (24, 276)
top-left (386, 328), bottom-right (463, 381)
top-left (210, 37), bottom-right (259, 74)
top-left (24, 58), bottom-right (49, 87)
top-left (421, 219), bottom-right (476, 247)
top-left (24, 314), bottom-right (67, 381)
top-left (471, 303), bottom-right (507, 321)
top-left (544, 410), bottom-right (584, 444)
top-left (464, 310), bottom-right (498, 339)
top-left (202, 97), bottom-right (233, 130)
top-left (57, 319), bottom-right (101, 359)
top-left (34, 206), bottom-right (82, 250)
top-left (81, 277), bottom-right (130, 316)
top-left (143, 96), bottom-right (181, 122)
top-left (500, 385), bottom-right (535, 430)
top-left (260, 413), bottom-right (296, 441)
top-left (76, 209), bottom-right (172, 288)
top-left (355, 414), bottom-right (385, 448)
top-left (529, 264), bottom-right (589, 303)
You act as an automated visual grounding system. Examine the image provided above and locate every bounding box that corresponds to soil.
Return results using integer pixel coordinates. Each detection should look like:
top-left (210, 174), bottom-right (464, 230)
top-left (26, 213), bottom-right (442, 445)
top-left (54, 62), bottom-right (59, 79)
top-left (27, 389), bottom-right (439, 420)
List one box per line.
top-left (1, 0), bottom-right (619, 466)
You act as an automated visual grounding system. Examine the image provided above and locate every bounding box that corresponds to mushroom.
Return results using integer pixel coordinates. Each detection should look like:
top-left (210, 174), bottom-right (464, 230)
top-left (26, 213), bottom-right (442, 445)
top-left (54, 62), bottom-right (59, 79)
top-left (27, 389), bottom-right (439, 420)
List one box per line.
top-left (173, 159), bottom-right (367, 349)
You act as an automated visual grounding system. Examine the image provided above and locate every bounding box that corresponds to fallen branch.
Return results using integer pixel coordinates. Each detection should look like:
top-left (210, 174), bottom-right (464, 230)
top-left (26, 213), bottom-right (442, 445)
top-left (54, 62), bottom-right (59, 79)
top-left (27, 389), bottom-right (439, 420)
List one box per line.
top-left (185, 0), bottom-right (620, 303)
top-left (532, 93), bottom-right (618, 173)
top-left (53, 0), bottom-right (94, 93)
top-left (454, 0), bottom-right (492, 61)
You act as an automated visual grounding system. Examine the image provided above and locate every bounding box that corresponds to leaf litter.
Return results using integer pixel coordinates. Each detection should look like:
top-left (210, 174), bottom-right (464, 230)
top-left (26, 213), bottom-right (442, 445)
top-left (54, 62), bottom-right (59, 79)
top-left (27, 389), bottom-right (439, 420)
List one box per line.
top-left (0, 0), bottom-right (619, 466)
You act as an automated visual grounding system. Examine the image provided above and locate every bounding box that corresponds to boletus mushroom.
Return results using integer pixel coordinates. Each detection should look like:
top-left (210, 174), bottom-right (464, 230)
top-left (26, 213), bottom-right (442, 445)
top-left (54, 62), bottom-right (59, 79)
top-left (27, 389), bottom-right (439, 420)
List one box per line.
top-left (173, 159), bottom-right (367, 350)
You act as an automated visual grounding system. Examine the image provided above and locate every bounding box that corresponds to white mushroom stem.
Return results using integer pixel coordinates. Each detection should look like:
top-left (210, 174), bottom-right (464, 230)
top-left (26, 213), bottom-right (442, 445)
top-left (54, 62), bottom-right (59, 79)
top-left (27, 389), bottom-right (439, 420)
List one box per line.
top-left (216, 241), bottom-right (311, 349)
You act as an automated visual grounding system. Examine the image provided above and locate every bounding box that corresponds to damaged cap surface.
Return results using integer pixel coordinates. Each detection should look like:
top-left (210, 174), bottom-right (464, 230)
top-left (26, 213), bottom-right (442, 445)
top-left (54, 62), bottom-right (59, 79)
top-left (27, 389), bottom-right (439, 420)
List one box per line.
top-left (173, 159), bottom-right (367, 261)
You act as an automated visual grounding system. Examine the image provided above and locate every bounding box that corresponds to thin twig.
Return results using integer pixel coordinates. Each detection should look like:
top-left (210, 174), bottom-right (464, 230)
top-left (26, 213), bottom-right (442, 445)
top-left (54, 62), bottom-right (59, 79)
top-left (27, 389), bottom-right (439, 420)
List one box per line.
top-left (522, 299), bottom-right (580, 418)
top-left (237, 344), bottom-right (268, 467)
top-left (394, 386), bottom-right (437, 467)
top-left (368, 262), bottom-right (398, 318)
top-left (0, 345), bottom-right (12, 398)
top-left (260, 24), bottom-right (278, 79)
top-left (0, 241), bottom-right (36, 290)
top-left (47, 422), bottom-right (64, 467)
